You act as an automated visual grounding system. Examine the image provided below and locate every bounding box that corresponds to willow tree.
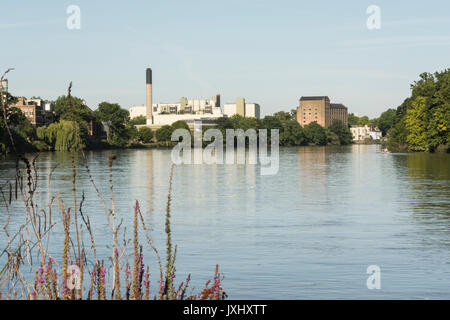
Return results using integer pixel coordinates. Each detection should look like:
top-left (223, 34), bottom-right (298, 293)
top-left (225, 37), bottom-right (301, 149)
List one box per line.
top-left (38, 120), bottom-right (81, 151)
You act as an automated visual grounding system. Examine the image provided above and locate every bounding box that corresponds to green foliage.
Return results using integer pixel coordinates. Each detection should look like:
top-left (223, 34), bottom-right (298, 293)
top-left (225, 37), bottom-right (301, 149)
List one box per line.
top-left (325, 128), bottom-right (340, 145)
top-left (273, 110), bottom-right (294, 122)
top-left (171, 120), bottom-right (189, 131)
top-left (7, 107), bottom-right (35, 141)
top-left (376, 108), bottom-right (396, 136)
top-left (386, 69), bottom-right (449, 152)
top-left (38, 120), bottom-right (81, 151)
top-left (262, 116), bottom-right (283, 132)
top-left (329, 120), bottom-right (353, 145)
top-left (54, 95), bottom-right (95, 124)
top-left (357, 116), bottom-right (370, 126)
top-left (2, 92), bottom-right (18, 106)
top-left (0, 100), bottom-right (35, 154)
top-left (127, 125), bottom-right (139, 141)
top-left (138, 127), bottom-right (153, 143)
top-left (405, 96), bottom-right (428, 151)
top-left (348, 113), bottom-right (359, 126)
top-left (280, 120), bottom-right (305, 146)
top-left (95, 102), bottom-right (130, 146)
top-left (129, 115), bottom-right (147, 126)
top-left (155, 125), bottom-right (174, 142)
top-left (303, 122), bottom-right (327, 145)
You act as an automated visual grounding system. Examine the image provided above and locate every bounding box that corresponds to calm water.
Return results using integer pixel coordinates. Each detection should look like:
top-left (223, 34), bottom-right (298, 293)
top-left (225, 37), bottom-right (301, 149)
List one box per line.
top-left (0, 145), bottom-right (449, 299)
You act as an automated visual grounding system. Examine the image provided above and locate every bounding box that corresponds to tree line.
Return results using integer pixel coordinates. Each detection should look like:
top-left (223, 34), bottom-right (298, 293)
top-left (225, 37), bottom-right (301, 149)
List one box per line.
top-left (2, 69), bottom-right (447, 154)
top-left (385, 69), bottom-right (449, 152)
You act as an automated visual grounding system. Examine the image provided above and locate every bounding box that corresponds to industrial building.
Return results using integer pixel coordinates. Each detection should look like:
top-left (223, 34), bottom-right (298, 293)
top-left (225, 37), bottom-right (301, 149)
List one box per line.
top-left (297, 96), bottom-right (348, 127)
top-left (223, 98), bottom-right (260, 119)
top-left (134, 67), bottom-right (261, 126)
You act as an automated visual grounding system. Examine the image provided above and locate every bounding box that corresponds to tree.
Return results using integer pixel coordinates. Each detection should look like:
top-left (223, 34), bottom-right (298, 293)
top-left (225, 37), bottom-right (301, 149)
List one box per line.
top-left (1, 91), bottom-right (18, 106)
top-left (137, 127), bottom-right (153, 143)
top-left (377, 108), bottom-right (396, 136)
top-left (171, 120), bottom-right (189, 131)
top-left (155, 125), bottom-right (174, 142)
top-left (405, 96), bottom-right (428, 151)
top-left (329, 120), bottom-right (353, 145)
top-left (325, 128), bottom-right (340, 145)
top-left (348, 113), bottom-right (359, 126)
top-left (303, 121), bottom-right (327, 145)
top-left (214, 117), bottom-right (234, 143)
top-left (280, 120), bottom-right (305, 146)
top-left (387, 69), bottom-right (449, 151)
top-left (1, 94), bottom-right (35, 154)
top-left (95, 102), bottom-right (130, 146)
top-left (357, 116), bottom-right (370, 126)
top-left (54, 95), bottom-right (95, 124)
top-left (37, 120), bottom-right (81, 151)
top-left (129, 115), bottom-right (147, 126)
top-left (273, 111), bottom-right (294, 122)
top-left (262, 116), bottom-right (283, 139)
top-left (7, 107), bottom-right (35, 141)
top-left (262, 116), bottom-right (283, 132)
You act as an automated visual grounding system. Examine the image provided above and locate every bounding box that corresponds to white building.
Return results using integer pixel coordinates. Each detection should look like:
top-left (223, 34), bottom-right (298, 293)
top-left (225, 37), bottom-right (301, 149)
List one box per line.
top-left (224, 98), bottom-right (260, 119)
top-left (152, 96), bottom-right (223, 125)
top-left (25, 98), bottom-right (55, 113)
top-left (350, 125), bottom-right (382, 141)
top-left (131, 95), bottom-right (223, 125)
top-left (129, 105), bottom-right (146, 119)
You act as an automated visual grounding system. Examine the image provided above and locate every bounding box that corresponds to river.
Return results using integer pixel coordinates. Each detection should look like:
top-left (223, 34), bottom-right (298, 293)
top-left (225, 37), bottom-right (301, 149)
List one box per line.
top-left (0, 145), bottom-right (449, 299)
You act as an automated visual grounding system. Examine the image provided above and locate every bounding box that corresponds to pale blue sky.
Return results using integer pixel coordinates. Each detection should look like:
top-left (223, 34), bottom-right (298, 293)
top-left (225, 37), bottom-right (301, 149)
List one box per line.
top-left (1, 0), bottom-right (449, 118)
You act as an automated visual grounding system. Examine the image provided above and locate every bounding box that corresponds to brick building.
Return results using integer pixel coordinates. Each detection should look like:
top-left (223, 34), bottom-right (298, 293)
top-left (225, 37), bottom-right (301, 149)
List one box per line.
top-left (13, 97), bottom-right (44, 126)
top-left (296, 96), bottom-right (348, 127)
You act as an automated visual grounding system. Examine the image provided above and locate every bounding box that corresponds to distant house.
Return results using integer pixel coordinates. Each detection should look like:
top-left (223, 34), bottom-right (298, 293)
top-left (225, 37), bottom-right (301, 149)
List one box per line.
top-left (350, 125), bottom-right (382, 141)
top-left (13, 98), bottom-right (44, 126)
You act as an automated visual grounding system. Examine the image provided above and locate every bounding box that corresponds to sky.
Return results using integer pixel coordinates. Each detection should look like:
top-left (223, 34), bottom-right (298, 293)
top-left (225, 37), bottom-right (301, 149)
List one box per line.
top-left (1, 0), bottom-right (449, 118)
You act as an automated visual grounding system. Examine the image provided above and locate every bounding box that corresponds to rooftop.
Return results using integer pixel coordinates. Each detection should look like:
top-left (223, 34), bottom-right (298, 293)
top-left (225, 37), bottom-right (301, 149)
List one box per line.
top-left (300, 96), bottom-right (330, 101)
top-left (330, 103), bottom-right (347, 109)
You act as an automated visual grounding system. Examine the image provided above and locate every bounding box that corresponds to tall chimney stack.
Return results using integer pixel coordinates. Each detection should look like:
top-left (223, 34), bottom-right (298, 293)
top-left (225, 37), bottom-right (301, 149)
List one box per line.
top-left (146, 68), bottom-right (153, 125)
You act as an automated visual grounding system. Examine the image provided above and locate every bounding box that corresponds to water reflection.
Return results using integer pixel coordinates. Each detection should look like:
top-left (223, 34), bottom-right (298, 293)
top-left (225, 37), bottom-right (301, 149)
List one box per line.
top-left (401, 153), bottom-right (449, 224)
